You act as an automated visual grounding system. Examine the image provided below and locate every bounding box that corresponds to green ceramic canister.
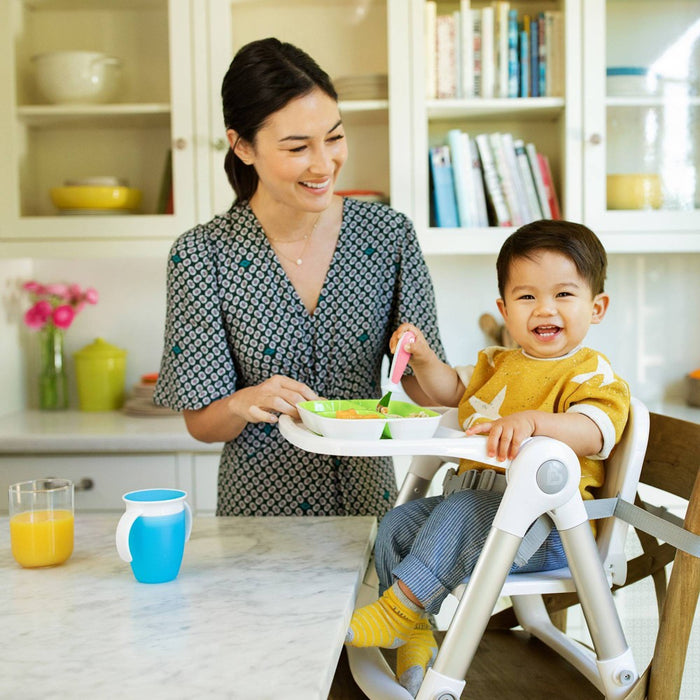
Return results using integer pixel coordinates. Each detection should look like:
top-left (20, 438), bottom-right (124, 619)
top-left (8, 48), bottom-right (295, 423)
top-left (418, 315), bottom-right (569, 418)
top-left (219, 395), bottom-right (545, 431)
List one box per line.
top-left (74, 338), bottom-right (127, 411)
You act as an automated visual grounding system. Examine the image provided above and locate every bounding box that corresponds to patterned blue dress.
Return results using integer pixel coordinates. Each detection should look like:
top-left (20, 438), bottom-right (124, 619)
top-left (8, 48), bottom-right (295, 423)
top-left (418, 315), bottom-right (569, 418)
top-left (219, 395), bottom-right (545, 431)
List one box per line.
top-left (154, 198), bottom-right (445, 516)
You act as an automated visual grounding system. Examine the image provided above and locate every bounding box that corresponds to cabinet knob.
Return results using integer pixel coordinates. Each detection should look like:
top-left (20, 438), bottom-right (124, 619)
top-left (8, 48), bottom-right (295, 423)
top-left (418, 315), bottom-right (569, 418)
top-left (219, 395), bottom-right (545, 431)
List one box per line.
top-left (173, 137), bottom-right (188, 151)
top-left (589, 133), bottom-right (603, 145)
top-left (212, 138), bottom-right (228, 151)
top-left (74, 478), bottom-right (94, 492)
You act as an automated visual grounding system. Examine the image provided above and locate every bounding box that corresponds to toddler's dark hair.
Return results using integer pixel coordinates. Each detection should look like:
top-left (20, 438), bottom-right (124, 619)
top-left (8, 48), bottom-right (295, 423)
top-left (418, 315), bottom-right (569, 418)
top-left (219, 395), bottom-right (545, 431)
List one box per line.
top-left (496, 219), bottom-right (607, 298)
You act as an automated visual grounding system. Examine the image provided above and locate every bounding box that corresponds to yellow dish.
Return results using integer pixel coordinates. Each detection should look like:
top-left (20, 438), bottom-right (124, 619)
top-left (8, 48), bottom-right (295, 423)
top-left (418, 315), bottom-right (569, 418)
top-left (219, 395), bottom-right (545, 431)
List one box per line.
top-left (50, 186), bottom-right (142, 211)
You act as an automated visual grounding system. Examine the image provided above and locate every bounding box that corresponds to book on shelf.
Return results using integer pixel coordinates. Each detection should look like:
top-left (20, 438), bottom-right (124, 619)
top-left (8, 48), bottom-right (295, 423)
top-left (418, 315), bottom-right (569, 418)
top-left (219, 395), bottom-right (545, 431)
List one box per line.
top-left (544, 10), bottom-right (564, 97)
top-left (525, 142), bottom-right (552, 218)
top-left (436, 13), bottom-right (458, 98)
top-left (513, 138), bottom-right (543, 219)
top-left (474, 134), bottom-right (511, 227)
top-left (468, 137), bottom-right (489, 227)
top-left (537, 153), bottom-right (562, 219)
top-left (459, 1), bottom-right (474, 98)
top-left (480, 6), bottom-right (495, 98)
top-left (426, 3), bottom-right (564, 101)
top-left (447, 129), bottom-right (471, 226)
top-left (488, 132), bottom-right (523, 226)
top-left (494, 1), bottom-right (510, 99)
top-left (472, 9), bottom-right (482, 97)
top-left (507, 8), bottom-right (519, 98)
top-left (447, 129), bottom-right (490, 228)
top-left (529, 16), bottom-right (539, 97)
top-left (500, 132), bottom-right (534, 223)
top-left (537, 12), bottom-right (547, 98)
top-left (519, 14), bottom-right (530, 97)
top-left (429, 145), bottom-right (459, 228)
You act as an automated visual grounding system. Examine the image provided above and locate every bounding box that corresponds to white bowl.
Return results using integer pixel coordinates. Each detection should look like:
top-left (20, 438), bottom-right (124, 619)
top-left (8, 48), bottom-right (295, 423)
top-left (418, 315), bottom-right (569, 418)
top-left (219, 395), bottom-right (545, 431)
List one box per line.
top-left (385, 414), bottom-right (441, 440)
top-left (297, 400), bottom-right (387, 441)
top-left (32, 51), bottom-right (122, 105)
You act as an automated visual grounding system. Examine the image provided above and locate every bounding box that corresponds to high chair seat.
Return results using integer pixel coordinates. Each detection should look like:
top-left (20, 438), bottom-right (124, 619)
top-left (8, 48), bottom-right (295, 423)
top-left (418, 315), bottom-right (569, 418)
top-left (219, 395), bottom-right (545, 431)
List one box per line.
top-left (282, 399), bottom-right (700, 700)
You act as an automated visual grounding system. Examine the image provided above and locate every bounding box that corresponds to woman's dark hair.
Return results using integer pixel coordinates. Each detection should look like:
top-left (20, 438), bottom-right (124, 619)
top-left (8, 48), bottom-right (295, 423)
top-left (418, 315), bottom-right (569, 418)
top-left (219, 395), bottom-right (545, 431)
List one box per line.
top-left (496, 219), bottom-right (608, 298)
top-left (221, 38), bottom-right (338, 204)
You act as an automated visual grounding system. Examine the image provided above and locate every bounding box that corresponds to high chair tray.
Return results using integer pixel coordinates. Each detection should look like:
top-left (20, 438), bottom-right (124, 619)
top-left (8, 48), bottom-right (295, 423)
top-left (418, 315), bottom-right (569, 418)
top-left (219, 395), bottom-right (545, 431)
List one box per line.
top-left (278, 414), bottom-right (506, 469)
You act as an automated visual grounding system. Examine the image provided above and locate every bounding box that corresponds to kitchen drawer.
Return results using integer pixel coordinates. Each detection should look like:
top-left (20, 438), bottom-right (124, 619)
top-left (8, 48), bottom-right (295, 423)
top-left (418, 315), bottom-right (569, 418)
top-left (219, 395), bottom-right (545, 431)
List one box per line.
top-left (192, 453), bottom-right (219, 515)
top-left (0, 454), bottom-right (179, 513)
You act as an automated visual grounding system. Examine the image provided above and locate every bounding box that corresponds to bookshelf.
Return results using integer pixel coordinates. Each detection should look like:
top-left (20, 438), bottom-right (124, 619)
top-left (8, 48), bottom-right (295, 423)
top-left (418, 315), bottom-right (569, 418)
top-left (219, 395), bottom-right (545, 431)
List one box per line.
top-left (395, 0), bottom-right (580, 255)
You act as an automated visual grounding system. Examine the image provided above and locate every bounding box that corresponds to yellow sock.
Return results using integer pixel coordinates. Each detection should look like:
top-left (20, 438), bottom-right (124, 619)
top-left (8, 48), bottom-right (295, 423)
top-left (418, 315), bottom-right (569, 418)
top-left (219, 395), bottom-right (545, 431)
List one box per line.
top-left (345, 583), bottom-right (422, 649)
top-left (396, 617), bottom-right (438, 697)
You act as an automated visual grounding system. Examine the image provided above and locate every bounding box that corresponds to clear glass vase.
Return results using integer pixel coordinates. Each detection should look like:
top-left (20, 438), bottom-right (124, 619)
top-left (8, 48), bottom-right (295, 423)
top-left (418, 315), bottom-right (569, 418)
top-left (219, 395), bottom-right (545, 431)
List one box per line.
top-left (39, 325), bottom-right (68, 410)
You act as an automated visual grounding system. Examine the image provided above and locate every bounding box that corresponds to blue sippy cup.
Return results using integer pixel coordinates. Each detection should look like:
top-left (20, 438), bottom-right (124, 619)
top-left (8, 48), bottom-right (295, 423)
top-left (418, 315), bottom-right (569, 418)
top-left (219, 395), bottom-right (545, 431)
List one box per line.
top-left (116, 488), bottom-right (192, 583)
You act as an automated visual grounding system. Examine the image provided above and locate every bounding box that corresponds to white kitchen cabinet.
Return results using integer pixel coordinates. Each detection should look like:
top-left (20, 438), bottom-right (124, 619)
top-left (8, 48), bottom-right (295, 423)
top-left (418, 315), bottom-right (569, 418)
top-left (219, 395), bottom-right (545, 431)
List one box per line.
top-left (581, 0), bottom-right (700, 250)
top-left (399, 0), bottom-right (581, 255)
top-left (0, 0), bottom-right (197, 258)
top-left (0, 454), bottom-right (183, 512)
top-left (398, 0), bottom-right (700, 255)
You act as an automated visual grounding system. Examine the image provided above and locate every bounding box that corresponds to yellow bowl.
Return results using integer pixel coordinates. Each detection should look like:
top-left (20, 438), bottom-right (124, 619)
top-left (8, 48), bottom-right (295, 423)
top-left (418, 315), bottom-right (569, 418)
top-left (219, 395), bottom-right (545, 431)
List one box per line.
top-left (50, 186), bottom-right (141, 211)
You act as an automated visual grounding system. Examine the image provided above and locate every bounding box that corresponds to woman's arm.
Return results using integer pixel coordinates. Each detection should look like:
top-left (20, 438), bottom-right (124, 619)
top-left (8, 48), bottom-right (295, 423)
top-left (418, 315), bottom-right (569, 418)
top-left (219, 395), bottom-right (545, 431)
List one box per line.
top-left (183, 375), bottom-right (319, 443)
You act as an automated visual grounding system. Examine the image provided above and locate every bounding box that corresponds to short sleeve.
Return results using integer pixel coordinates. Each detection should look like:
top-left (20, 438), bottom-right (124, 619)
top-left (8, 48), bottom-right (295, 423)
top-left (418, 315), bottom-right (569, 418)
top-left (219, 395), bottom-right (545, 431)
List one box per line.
top-left (563, 353), bottom-right (630, 459)
top-left (153, 228), bottom-right (238, 410)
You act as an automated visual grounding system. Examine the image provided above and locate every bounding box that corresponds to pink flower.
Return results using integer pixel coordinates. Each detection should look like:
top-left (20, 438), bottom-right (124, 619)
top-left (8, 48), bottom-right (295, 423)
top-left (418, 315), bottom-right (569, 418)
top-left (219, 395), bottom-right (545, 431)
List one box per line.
top-left (22, 281), bottom-right (45, 294)
top-left (24, 300), bottom-right (53, 330)
top-left (52, 305), bottom-right (76, 330)
top-left (22, 279), bottom-right (98, 332)
top-left (45, 283), bottom-right (70, 300)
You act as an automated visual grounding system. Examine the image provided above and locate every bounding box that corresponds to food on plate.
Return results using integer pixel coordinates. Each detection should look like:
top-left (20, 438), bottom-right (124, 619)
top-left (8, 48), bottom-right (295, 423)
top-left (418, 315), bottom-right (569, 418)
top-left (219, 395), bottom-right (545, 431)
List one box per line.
top-left (335, 409), bottom-right (383, 420)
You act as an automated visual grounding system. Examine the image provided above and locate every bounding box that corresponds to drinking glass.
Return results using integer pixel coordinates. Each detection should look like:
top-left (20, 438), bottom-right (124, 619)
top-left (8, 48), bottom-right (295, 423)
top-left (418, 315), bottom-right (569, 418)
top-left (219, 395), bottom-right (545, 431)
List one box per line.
top-left (9, 478), bottom-right (74, 568)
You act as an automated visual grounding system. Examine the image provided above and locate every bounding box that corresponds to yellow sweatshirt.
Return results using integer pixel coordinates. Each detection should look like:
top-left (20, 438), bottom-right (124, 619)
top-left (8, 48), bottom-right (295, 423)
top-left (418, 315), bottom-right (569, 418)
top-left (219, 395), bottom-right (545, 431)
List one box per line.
top-left (456, 346), bottom-right (630, 500)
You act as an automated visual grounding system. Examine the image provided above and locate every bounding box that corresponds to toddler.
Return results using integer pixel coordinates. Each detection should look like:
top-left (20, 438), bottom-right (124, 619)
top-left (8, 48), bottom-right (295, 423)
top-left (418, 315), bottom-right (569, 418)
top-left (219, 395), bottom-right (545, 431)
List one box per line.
top-left (346, 219), bottom-right (630, 696)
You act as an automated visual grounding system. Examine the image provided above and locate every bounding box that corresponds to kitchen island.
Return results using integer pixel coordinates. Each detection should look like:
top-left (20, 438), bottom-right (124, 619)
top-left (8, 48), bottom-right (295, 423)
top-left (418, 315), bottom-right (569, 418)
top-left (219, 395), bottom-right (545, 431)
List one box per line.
top-left (2, 513), bottom-right (376, 699)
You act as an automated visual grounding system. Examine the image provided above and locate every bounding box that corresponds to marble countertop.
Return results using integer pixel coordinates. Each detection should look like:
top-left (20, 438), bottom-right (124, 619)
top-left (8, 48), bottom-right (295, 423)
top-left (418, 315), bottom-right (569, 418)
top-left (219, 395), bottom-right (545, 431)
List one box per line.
top-left (0, 410), bottom-right (223, 453)
top-left (2, 514), bottom-right (376, 699)
top-left (0, 401), bottom-right (695, 456)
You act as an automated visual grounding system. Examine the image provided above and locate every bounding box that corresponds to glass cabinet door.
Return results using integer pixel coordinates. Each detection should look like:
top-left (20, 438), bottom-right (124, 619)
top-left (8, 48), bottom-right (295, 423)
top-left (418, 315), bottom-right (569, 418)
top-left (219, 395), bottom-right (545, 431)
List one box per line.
top-left (0, 0), bottom-right (196, 254)
top-left (583, 0), bottom-right (700, 238)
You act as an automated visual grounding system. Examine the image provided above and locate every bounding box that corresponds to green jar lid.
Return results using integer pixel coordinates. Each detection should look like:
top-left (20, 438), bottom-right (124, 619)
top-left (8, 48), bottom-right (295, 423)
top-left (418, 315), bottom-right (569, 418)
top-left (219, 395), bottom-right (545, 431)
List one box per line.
top-left (74, 337), bottom-right (127, 359)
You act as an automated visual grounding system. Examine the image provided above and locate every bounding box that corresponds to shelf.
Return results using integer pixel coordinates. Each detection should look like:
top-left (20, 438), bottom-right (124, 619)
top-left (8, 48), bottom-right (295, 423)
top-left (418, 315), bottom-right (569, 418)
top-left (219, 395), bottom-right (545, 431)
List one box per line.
top-left (418, 227), bottom-right (700, 256)
top-left (426, 97), bottom-right (566, 121)
top-left (16, 103), bottom-right (171, 128)
top-left (607, 96), bottom-right (700, 108)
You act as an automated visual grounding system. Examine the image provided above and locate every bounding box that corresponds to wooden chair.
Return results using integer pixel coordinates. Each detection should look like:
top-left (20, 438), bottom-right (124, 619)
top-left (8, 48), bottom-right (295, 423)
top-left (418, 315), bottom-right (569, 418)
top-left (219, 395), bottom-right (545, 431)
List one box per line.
top-left (329, 411), bottom-right (700, 700)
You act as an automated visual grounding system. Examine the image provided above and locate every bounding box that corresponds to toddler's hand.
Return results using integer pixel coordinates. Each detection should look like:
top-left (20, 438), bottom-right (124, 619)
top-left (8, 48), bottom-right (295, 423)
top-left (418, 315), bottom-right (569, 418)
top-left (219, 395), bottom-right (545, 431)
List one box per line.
top-left (389, 324), bottom-right (433, 365)
top-left (466, 412), bottom-right (538, 461)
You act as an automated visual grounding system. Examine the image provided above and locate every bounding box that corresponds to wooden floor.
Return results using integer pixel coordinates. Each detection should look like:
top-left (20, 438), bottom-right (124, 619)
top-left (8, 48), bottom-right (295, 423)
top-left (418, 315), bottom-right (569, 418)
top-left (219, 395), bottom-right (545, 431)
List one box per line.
top-left (328, 631), bottom-right (603, 699)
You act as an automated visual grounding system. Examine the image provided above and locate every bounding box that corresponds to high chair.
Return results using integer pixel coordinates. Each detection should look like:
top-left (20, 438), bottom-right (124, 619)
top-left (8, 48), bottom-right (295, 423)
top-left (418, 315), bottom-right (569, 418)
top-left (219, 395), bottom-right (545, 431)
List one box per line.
top-left (279, 398), bottom-right (700, 699)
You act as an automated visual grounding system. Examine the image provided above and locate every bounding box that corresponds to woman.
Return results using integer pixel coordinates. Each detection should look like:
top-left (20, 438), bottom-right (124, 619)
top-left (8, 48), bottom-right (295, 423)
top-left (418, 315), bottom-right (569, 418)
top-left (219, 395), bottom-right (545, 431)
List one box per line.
top-left (154, 38), bottom-right (445, 517)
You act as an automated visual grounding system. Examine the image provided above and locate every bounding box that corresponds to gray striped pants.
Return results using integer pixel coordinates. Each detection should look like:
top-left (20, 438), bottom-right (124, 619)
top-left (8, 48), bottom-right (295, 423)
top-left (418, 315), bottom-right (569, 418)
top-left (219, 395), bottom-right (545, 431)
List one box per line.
top-left (375, 489), bottom-right (567, 615)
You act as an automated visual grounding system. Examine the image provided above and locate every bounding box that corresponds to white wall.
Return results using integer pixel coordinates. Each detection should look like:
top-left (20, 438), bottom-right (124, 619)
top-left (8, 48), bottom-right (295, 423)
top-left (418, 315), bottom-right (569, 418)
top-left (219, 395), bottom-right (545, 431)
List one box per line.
top-left (2, 252), bottom-right (698, 413)
top-left (0, 259), bottom-right (32, 416)
top-left (13, 257), bottom-right (167, 411)
top-left (427, 253), bottom-right (700, 407)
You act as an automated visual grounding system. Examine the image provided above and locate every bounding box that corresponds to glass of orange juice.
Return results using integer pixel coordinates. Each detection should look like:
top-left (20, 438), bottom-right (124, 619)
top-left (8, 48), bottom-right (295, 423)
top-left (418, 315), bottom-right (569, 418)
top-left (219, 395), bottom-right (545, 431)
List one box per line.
top-left (9, 478), bottom-right (74, 568)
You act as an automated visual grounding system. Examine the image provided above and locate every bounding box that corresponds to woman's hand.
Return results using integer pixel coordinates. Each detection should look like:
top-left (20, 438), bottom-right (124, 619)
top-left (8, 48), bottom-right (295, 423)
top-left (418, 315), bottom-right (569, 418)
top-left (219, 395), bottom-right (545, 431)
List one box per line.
top-left (183, 375), bottom-right (319, 443)
top-left (231, 375), bottom-right (319, 424)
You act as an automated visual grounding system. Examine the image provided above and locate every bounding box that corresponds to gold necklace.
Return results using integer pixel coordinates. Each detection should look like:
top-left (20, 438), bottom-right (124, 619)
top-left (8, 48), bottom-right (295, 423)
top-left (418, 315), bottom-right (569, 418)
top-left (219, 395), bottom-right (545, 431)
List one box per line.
top-left (266, 215), bottom-right (321, 266)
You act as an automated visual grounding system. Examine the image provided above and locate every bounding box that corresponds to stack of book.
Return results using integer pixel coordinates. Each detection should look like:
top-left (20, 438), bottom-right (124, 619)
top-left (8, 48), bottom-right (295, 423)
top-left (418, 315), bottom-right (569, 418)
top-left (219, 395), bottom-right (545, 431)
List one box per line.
top-left (425, 1), bottom-right (564, 100)
top-left (429, 130), bottom-right (561, 228)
